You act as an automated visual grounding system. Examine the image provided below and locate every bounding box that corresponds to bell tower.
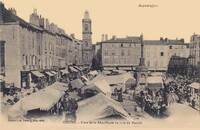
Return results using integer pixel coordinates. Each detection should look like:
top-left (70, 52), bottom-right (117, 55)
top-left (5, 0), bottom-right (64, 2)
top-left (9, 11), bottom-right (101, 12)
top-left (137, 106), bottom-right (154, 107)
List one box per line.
top-left (82, 10), bottom-right (93, 66)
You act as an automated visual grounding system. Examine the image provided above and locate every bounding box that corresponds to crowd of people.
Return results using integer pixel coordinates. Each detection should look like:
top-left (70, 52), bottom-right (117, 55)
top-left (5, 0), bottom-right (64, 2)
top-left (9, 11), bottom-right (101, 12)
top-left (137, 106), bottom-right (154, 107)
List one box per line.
top-left (136, 89), bottom-right (168, 116)
top-left (2, 67), bottom-right (200, 121)
top-left (136, 73), bottom-right (199, 116)
top-left (49, 93), bottom-right (78, 122)
top-left (166, 74), bottom-right (199, 110)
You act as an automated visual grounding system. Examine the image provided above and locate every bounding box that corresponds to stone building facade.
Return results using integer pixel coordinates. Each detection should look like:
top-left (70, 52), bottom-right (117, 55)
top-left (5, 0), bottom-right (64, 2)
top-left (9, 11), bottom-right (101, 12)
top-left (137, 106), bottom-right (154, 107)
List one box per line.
top-left (189, 34), bottom-right (200, 67)
top-left (0, 2), bottom-right (79, 87)
top-left (101, 36), bottom-right (141, 70)
top-left (188, 34), bottom-right (200, 76)
top-left (101, 36), bottom-right (190, 72)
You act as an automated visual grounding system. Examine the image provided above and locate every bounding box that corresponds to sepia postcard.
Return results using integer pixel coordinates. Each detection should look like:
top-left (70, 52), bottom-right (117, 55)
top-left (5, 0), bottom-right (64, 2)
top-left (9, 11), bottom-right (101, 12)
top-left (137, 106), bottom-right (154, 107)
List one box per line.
top-left (0, 0), bottom-right (200, 130)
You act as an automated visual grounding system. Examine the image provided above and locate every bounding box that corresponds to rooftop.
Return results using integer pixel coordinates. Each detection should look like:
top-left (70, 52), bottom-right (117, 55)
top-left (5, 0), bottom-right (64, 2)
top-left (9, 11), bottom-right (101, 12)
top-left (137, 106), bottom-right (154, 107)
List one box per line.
top-left (0, 4), bottom-right (73, 40)
top-left (102, 37), bottom-right (141, 43)
top-left (101, 36), bottom-right (186, 45)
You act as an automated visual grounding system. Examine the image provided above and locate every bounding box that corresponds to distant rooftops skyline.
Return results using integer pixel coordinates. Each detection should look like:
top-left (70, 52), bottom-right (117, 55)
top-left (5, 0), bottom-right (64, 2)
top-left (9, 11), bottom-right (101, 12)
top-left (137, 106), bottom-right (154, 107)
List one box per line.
top-left (0, 1), bottom-right (199, 44)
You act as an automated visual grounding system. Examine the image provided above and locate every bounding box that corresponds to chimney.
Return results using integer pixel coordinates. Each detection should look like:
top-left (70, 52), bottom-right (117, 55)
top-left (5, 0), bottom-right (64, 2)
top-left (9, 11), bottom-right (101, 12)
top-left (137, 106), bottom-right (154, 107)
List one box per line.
top-left (112, 35), bottom-right (116, 40)
top-left (9, 8), bottom-right (17, 15)
top-left (165, 38), bottom-right (168, 43)
top-left (160, 37), bottom-right (164, 41)
top-left (29, 9), bottom-right (39, 26)
top-left (0, 2), bottom-right (5, 23)
top-left (70, 33), bottom-right (75, 38)
top-left (180, 38), bottom-right (184, 43)
top-left (101, 34), bottom-right (104, 41)
top-left (39, 15), bottom-right (44, 28)
top-left (105, 34), bottom-right (108, 41)
top-left (45, 18), bottom-right (49, 30)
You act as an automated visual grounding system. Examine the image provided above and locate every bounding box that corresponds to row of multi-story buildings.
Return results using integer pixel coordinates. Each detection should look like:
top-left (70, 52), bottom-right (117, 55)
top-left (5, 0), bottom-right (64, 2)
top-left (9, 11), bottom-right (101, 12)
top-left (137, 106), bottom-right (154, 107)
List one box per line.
top-left (189, 34), bottom-right (200, 67)
top-left (0, 2), bottom-right (94, 88)
top-left (98, 34), bottom-right (199, 76)
top-left (0, 1), bottom-right (199, 88)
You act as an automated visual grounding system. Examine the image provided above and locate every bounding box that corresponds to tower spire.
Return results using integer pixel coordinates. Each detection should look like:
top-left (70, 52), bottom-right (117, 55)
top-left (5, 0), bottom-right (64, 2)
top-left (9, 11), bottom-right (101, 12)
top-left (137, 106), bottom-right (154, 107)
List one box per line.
top-left (84, 10), bottom-right (90, 19)
top-left (82, 10), bottom-right (93, 66)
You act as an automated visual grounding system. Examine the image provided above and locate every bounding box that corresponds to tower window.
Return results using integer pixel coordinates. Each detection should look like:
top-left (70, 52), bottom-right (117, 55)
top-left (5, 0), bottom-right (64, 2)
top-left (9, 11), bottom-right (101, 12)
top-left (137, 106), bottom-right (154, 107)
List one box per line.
top-left (128, 50), bottom-right (131, 56)
top-left (104, 51), bottom-right (108, 56)
top-left (45, 42), bottom-right (47, 50)
top-left (169, 46), bottom-right (172, 49)
top-left (147, 61), bottom-right (150, 66)
top-left (25, 55), bottom-right (28, 65)
top-left (85, 24), bottom-right (88, 31)
top-left (85, 53), bottom-right (88, 60)
top-left (160, 52), bottom-right (164, 56)
top-left (112, 50), bottom-right (115, 55)
top-left (85, 41), bottom-right (88, 47)
top-left (121, 50), bottom-right (124, 56)
top-left (32, 37), bottom-right (34, 48)
top-left (121, 43), bottom-right (123, 47)
top-left (22, 54), bottom-right (26, 66)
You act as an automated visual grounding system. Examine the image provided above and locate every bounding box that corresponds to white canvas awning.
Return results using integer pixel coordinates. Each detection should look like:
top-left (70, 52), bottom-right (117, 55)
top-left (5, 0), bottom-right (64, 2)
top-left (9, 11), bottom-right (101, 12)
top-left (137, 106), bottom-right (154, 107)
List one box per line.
top-left (81, 84), bottom-right (104, 94)
top-left (45, 72), bottom-right (54, 76)
top-left (105, 72), bottom-right (134, 85)
top-left (102, 70), bottom-right (112, 75)
top-left (147, 76), bottom-right (164, 90)
top-left (85, 79), bottom-right (112, 96)
top-left (149, 72), bottom-right (165, 77)
top-left (103, 67), bottom-right (117, 70)
top-left (147, 76), bottom-right (163, 84)
top-left (118, 67), bottom-right (132, 70)
top-left (74, 66), bottom-right (82, 71)
top-left (31, 71), bottom-right (45, 78)
top-left (81, 75), bottom-right (89, 82)
top-left (0, 75), bottom-right (5, 80)
top-left (48, 82), bottom-right (68, 91)
top-left (165, 78), bottom-right (174, 84)
top-left (50, 71), bottom-right (57, 75)
top-left (71, 79), bottom-right (85, 89)
top-left (76, 93), bottom-right (132, 121)
top-left (89, 70), bottom-right (99, 75)
top-left (7, 82), bottom-right (67, 119)
top-left (113, 70), bottom-right (127, 74)
top-left (86, 74), bottom-right (106, 84)
top-left (69, 66), bottom-right (78, 72)
top-left (188, 82), bottom-right (200, 90)
top-left (60, 69), bottom-right (69, 74)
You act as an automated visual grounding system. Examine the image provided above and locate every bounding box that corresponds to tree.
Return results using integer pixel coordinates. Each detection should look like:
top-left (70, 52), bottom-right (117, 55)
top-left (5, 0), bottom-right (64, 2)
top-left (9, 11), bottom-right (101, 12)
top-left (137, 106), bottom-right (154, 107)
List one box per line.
top-left (91, 49), bottom-right (102, 70)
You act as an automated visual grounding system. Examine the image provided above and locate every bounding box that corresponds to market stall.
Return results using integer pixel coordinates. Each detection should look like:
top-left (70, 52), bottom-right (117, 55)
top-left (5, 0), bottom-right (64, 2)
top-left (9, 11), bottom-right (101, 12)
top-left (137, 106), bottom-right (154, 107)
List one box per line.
top-left (7, 82), bottom-right (67, 119)
top-left (76, 93), bottom-right (132, 121)
top-left (146, 76), bottom-right (164, 91)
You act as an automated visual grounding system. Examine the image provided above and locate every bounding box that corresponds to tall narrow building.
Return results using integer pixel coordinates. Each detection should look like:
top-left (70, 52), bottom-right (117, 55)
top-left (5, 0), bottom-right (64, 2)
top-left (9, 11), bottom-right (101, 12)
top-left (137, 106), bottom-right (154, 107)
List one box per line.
top-left (82, 11), bottom-right (93, 66)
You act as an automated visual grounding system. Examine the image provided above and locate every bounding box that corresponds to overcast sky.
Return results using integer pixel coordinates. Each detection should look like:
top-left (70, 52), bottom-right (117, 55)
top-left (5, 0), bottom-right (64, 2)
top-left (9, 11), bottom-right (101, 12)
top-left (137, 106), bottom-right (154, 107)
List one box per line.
top-left (1, 0), bottom-right (200, 43)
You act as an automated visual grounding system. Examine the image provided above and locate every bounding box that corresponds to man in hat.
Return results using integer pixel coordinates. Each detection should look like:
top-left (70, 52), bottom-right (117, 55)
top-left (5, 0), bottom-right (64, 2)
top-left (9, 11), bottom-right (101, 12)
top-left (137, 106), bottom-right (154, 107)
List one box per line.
top-left (63, 96), bottom-right (78, 122)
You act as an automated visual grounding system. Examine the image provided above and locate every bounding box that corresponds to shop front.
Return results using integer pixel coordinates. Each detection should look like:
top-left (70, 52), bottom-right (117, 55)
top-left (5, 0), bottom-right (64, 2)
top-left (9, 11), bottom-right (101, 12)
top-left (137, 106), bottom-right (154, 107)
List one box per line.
top-left (44, 71), bottom-right (55, 85)
top-left (21, 71), bottom-right (30, 89)
top-left (30, 71), bottom-right (46, 89)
